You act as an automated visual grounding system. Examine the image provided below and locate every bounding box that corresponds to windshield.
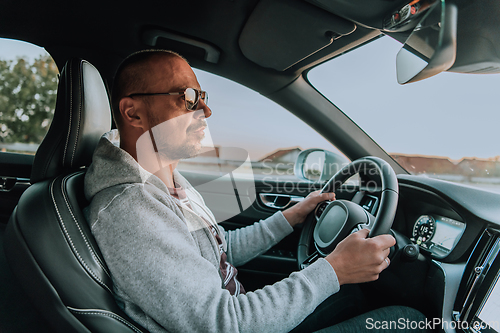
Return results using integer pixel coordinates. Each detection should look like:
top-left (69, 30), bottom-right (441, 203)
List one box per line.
top-left (308, 36), bottom-right (500, 194)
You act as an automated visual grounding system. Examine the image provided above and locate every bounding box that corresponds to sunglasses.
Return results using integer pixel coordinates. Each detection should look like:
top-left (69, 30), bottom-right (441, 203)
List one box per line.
top-left (127, 87), bottom-right (208, 111)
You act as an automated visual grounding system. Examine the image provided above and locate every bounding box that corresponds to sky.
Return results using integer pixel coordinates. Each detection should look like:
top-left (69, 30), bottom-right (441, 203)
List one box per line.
top-left (2, 36), bottom-right (499, 162)
top-left (308, 37), bottom-right (500, 161)
top-left (0, 38), bottom-right (46, 61)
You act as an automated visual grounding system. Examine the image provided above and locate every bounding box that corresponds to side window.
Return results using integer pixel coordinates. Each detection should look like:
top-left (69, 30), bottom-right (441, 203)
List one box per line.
top-left (177, 69), bottom-right (346, 180)
top-left (0, 38), bottom-right (58, 154)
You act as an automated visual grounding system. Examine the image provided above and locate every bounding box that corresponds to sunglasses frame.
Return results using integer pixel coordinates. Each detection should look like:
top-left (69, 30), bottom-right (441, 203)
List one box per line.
top-left (127, 87), bottom-right (208, 111)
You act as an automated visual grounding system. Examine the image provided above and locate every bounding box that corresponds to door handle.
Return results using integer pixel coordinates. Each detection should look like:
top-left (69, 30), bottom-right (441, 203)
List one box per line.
top-left (259, 193), bottom-right (304, 209)
top-left (0, 176), bottom-right (30, 192)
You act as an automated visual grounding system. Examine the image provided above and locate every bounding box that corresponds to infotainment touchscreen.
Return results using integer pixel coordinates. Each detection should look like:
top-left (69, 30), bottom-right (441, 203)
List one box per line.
top-left (473, 271), bottom-right (500, 332)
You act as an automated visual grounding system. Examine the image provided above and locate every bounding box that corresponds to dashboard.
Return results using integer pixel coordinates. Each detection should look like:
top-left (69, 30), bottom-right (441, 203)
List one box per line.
top-left (256, 171), bottom-right (500, 333)
top-left (344, 173), bottom-right (500, 332)
top-left (393, 175), bottom-right (500, 333)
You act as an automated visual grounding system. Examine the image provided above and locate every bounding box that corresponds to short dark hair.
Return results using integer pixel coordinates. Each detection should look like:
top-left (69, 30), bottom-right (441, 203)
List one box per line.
top-left (111, 49), bottom-right (185, 129)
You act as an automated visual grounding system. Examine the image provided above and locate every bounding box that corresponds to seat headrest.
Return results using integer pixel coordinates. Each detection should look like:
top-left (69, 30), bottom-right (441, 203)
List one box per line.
top-left (31, 59), bottom-right (112, 184)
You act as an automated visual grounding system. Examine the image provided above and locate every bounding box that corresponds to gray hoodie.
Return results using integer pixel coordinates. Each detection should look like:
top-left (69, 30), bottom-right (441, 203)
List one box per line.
top-left (84, 130), bottom-right (340, 333)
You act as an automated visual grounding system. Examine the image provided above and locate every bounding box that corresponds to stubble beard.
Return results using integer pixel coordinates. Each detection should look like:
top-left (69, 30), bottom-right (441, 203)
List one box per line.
top-left (148, 114), bottom-right (206, 161)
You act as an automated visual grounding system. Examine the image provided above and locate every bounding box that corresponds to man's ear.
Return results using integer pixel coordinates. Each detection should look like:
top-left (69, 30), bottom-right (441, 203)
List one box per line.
top-left (119, 97), bottom-right (147, 129)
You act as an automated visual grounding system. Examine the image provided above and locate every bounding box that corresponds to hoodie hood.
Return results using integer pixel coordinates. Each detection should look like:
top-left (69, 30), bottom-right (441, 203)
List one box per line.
top-left (85, 130), bottom-right (164, 201)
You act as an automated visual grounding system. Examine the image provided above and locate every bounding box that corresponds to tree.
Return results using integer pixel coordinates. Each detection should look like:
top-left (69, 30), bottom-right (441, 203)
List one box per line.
top-left (0, 55), bottom-right (58, 144)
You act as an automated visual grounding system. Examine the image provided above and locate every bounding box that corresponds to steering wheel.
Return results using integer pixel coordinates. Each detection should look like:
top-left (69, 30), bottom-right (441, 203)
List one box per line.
top-left (297, 156), bottom-right (399, 270)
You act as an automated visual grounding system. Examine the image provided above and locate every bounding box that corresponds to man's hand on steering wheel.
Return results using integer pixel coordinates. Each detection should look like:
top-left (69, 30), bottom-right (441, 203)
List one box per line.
top-left (295, 157), bottom-right (399, 284)
top-left (326, 229), bottom-right (396, 286)
top-left (283, 191), bottom-right (336, 227)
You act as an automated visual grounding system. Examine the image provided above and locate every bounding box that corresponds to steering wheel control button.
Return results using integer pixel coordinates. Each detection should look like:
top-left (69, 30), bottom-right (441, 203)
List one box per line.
top-left (315, 201), bottom-right (330, 220)
top-left (402, 244), bottom-right (419, 261)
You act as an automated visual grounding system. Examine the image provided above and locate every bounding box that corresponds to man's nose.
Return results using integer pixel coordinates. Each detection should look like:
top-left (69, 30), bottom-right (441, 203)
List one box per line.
top-left (193, 99), bottom-right (212, 118)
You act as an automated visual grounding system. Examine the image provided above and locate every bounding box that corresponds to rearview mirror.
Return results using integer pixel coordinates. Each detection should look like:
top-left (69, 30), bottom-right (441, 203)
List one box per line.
top-left (294, 149), bottom-right (349, 182)
top-left (396, 0), bottom-right (458, 84)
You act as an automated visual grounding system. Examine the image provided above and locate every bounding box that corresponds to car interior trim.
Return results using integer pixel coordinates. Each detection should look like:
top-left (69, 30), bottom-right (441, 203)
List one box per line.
top-left (143, 29), bottom-right (221, 64)
top-left (455, 229), bottom-right (500, 327)
top-left (431, 260), bottom-right (467, 333)
top-left (399, 175), bottom-right (500, 227)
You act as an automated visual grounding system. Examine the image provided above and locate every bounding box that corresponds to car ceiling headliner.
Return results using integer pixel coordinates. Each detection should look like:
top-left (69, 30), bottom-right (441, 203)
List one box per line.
top-left (0, 0), bottom-right (405, 95)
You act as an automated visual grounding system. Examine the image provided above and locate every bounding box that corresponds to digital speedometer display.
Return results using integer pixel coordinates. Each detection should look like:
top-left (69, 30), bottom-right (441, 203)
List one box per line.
top-left (412, 215), bottom-right (436, 247)
top-left (411, 214), bottom-right (466, 257)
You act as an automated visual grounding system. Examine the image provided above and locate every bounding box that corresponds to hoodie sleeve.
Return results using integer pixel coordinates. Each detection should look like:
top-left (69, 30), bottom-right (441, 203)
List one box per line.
top-left (89, 184), bottom-right (340, 333)
top-left (223, 211), bottom-right (294, 267)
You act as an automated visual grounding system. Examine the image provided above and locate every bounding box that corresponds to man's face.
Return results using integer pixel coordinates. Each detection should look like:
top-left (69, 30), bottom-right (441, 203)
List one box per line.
top-left (143, 56), bottom-right (212, 162)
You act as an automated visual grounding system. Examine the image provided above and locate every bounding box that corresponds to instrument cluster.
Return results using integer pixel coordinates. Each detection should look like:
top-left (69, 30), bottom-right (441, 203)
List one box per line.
top-left (411, 214), bottom-right (466, 258)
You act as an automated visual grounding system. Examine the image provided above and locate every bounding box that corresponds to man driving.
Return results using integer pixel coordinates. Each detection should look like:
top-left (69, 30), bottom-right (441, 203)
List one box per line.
top-left (84, 50), bottom-right (425, 332)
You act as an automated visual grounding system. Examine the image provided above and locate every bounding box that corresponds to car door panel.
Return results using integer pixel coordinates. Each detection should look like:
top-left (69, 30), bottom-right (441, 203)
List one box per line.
top-left (0, 153), bottom-right (53, 331)
top-left (0, 153), bottom-right (33, 224)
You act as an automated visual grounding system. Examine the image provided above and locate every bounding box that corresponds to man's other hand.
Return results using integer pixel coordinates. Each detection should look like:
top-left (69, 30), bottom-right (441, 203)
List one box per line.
top-left (282, 191), bottom-right (335, 227)
top-left (326, 228), bottom-right (396, 285)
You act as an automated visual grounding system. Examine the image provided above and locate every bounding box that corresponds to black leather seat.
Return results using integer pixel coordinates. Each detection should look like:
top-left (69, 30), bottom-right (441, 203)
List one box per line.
top-left (4, 59), bottom-right (146, 333)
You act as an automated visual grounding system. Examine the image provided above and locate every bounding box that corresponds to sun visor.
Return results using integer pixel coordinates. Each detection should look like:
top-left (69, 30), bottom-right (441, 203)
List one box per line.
top-left (239, 0), bottom-right (356, 71)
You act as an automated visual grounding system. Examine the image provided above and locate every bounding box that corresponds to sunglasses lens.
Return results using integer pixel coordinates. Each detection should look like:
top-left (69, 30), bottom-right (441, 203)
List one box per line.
top-left (185, 88), bottom-right (198, 110)
top-left (200, 91), bottom-right (207, 105)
